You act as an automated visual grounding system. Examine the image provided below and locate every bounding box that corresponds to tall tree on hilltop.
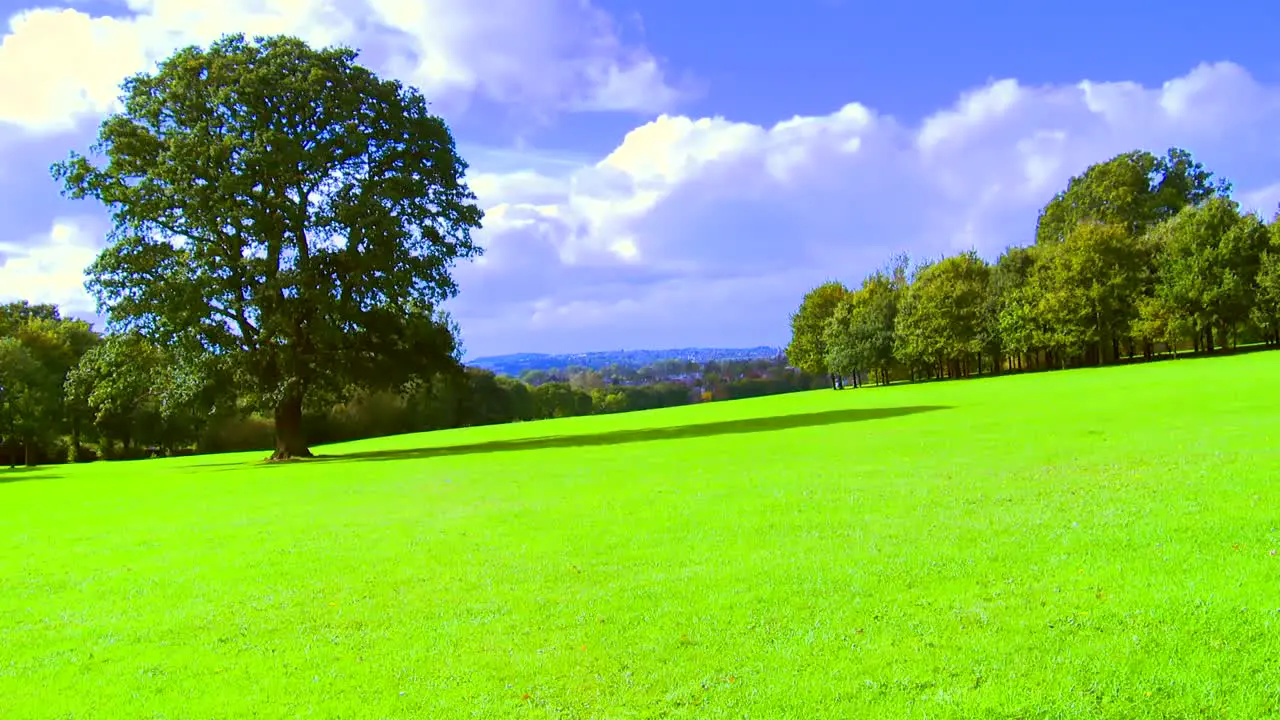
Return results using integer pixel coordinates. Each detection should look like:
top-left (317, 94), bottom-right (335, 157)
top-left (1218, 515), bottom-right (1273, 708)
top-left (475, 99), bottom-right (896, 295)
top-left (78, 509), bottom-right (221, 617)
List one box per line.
top-left (787, 281), bottom-right (849, 389)
top-left (53, 34), bottom-right (484, 460)
top-left (1035, 148), bottom-right (1229, 245)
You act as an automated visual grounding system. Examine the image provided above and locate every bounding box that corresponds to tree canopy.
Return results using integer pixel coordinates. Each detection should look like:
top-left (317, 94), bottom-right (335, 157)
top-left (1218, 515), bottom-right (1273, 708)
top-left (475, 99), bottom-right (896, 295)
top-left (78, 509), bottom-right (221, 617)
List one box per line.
top-left (824, 256), bottom-right (906, 386)
top-left (1034, 148), bottom-right (1229, 245)
top-left (789, 146), bottom-right (1279, 386)
top-left (786, 281), bottom-right (849, 383)
top-left (53, 34), bottom-right (484, 459)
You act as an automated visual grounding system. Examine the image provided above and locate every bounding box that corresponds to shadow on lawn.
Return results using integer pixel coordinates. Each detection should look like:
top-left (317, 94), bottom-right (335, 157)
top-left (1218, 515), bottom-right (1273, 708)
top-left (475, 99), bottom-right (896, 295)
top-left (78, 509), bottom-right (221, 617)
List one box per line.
top-left (0, 467), bottom-right (61, 484)
top-left (221, 404), bottom-right (949, 470)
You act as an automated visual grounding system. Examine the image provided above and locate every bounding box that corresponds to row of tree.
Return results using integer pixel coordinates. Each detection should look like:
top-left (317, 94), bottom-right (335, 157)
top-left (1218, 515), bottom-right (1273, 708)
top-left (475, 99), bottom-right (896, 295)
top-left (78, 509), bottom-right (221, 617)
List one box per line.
top-left (788, 148), bottom-right (1280, 385)
top-left (518, 356), bottom-right (795, 388)
top-left (0, 301), bottom-right (827, 467)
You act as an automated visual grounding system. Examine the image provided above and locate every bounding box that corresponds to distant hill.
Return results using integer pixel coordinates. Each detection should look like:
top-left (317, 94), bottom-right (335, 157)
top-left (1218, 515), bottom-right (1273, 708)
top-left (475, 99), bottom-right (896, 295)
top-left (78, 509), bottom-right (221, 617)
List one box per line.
top-left (468, 346), bottom-right (785, 376)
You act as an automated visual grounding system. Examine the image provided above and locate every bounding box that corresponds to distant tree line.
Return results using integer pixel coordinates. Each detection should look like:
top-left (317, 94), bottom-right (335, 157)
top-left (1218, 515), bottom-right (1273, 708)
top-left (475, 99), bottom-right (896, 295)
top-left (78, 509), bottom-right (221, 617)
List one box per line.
top-left (0, 305), bottom-right (826, 467)
top-left (517, 356), bottom-right (792, 387)
top-left (471, 346), bottom-right (782, 378)
top-left (788, 148), bottom-right (1280, 387)
top-left (0, 304), bottom-right (826, 467)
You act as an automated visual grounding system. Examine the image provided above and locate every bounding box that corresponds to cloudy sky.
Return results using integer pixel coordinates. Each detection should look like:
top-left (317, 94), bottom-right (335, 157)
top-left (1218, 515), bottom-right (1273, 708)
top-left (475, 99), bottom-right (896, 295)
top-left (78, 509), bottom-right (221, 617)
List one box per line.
top-left (2, 0), bottom-right (1280, 358)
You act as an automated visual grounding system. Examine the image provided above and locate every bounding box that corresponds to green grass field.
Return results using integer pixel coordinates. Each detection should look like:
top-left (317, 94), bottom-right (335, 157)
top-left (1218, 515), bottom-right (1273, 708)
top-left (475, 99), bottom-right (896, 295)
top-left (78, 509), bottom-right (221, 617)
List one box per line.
top-left (3, 352), bottom-right (1280, 719)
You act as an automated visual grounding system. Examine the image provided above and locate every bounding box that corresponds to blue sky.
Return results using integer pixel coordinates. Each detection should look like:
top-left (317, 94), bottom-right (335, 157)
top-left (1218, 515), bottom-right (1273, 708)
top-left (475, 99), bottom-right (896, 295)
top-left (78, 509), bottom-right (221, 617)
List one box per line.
top-left (2, 0), bottom-right (1280, 358)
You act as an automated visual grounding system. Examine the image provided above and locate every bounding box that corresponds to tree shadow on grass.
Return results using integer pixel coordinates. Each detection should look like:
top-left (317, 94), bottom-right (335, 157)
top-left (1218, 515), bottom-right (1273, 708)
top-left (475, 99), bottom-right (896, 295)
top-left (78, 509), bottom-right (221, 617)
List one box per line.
top-left (0, 467), bottom-right (61, 484)
top-left (223, 404), bottom-right (949, 470)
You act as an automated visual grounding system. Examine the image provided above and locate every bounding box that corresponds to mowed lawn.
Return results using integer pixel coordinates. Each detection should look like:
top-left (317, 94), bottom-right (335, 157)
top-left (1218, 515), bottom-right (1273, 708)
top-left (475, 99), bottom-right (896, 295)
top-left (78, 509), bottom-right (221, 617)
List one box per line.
top-left (3, 354), bottom-right (1280, 719)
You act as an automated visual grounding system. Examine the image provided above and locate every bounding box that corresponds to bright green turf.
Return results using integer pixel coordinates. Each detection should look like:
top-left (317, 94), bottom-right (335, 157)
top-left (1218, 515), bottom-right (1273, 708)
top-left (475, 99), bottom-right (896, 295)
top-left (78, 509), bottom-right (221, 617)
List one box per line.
top-left (3, 353), bottom-right (1280, 719)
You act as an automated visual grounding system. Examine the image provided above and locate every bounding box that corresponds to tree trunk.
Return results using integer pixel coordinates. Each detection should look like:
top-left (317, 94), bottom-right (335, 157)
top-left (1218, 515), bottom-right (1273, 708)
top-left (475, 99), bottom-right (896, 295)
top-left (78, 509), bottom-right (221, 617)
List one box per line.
top-left (23, 437), bottom-right (32, 467)
top-left (271, 392), bottom-right (313, 461)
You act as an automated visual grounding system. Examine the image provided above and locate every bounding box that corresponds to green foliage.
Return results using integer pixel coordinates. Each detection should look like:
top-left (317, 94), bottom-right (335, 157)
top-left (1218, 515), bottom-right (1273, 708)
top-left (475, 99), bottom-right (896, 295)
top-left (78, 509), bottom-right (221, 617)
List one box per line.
top-left (893, 252), bottom-right (990, 375)
top-left (0, 304), bottom-right (99, 465)
top-left (1132, 294), bottom-right (1194, 353)
top-left (0, 301), bottom-right (61, 337)
top-left (795, 147), bottom-right (1276, 378)
top-left (531, 382), bottom-right (593, 419)
top-left (1148, 197), bottom-right (1271, 349)
top-left (1252, 219), bottom-right (1280, 343)
top-left (786, 281), bottom-right (849, 376)
top-left (65, 333), bottom-right (167, 454)
top-left (53, 33), bottom-right (483, 458)
top-left (496, 376), bottom-right (535, 422)
top-left (824, 268), bottom-right (900, 384)
top-left (1035, 147), bottom-right (1228, 245)
top-left (1029, 222), bottom-right (1149, 363)
top-left (0, 338), bottom-right (42, 466)
top-left (988, 248), bottom-right (1037, 363)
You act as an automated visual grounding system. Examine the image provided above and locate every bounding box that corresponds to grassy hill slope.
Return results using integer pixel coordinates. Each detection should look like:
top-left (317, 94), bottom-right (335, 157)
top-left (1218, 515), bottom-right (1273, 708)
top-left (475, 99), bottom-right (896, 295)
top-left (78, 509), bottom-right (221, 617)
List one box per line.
top-left (3, 352), bottom-right (1279, 718)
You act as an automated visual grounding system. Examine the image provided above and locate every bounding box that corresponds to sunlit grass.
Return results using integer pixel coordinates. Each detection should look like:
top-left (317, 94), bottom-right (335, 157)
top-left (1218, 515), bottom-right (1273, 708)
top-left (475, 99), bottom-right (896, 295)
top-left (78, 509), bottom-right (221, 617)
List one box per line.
top-left (3, 352), bottom-right (1280, 719)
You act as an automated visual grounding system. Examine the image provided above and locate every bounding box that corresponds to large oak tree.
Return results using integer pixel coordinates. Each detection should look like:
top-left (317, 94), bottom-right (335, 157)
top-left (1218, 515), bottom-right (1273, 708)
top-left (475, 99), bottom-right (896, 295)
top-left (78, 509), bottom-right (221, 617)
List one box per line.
top-left (54, 34), bottom-right (484, 460)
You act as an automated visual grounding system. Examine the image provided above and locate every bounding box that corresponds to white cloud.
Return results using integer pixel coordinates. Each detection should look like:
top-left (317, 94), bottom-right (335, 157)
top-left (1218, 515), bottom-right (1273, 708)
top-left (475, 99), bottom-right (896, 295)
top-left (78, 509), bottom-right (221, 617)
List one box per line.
top-left (0, 218), bottom-right (102, 312)
top-left (0, 0), bottom-right (682, 133)
top-left (7, 46), bottom-right (1280, 357)
top-left (448, 61), bottom-right (1280, 356)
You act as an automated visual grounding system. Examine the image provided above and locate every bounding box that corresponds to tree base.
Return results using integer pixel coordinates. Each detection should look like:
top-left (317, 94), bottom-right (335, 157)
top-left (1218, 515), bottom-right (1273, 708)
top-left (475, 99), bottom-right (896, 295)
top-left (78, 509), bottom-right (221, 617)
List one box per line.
top-left (267, 447), bottom-right (315, 462)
